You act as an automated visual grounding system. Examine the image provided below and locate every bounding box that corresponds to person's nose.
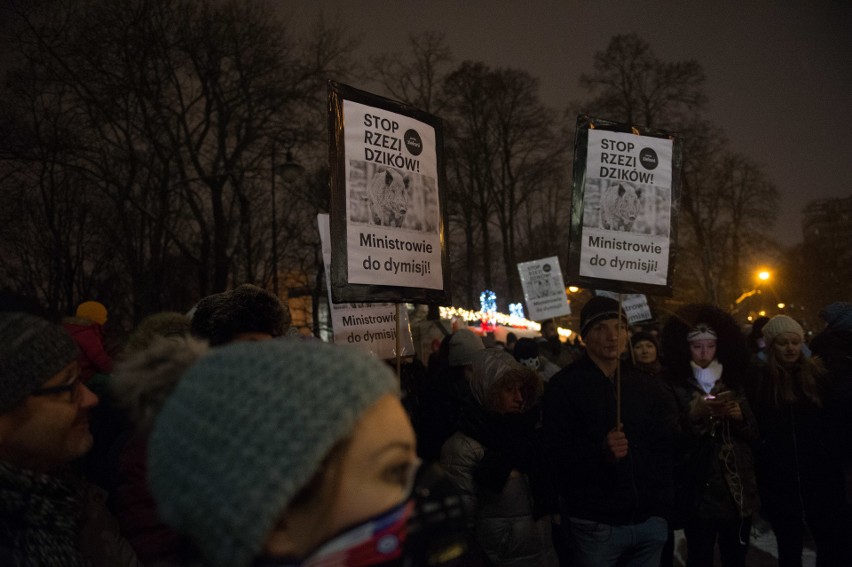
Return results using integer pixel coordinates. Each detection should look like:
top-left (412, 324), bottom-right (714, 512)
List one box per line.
top-left (79, 384), bottom-right (99, 409)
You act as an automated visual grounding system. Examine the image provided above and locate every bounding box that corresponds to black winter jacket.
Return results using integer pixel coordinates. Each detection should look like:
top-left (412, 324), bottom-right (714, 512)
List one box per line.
top-left (542, 355), bottom-right (673, 525)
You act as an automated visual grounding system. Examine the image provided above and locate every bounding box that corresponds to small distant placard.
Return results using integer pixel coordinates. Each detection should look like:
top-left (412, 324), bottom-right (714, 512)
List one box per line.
top-left (595, 290), bottom-right (653, 325)
top-left (518, 256), bottom-right (571, 321)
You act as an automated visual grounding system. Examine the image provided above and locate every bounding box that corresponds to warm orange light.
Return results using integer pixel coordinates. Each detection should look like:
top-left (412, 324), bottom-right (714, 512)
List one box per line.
top-left (759, 310), bottom-right (766, 316)
top-left (757, 270), bottom-right (770, 281)
top-left (567, 286), bottom-right (579, 293)
top-left (777, 303), bottom-right (785, 309)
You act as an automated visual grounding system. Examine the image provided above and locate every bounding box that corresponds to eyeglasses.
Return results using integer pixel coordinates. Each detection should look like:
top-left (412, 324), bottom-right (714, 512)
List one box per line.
top-left (30, 376), bottom-right (82, 403)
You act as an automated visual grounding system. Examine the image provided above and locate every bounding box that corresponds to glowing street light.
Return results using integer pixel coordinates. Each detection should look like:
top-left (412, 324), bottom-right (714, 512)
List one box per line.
top-left (757, 270), bottom-right (771, 281)
top-left (567, 286), bottom-right (580, 293)
top-left (777, 303), bottom-right (785, 309)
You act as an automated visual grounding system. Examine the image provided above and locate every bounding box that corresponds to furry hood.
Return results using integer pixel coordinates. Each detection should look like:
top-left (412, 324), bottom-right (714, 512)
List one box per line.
top-left (469, 348), bottom-right (543, 412)
top-left (661, 303), bottom-right (750, 387)
top-left (110, 336), bottom-right (209, 433)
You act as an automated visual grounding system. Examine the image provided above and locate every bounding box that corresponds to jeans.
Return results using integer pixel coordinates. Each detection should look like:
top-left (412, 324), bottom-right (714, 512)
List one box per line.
top-left (566, 515), bottom-right (668, 567)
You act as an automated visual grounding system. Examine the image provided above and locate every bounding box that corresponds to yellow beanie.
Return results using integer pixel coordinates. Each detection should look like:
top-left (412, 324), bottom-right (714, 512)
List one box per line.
top-left (76, 301), bottom-right (108, 325)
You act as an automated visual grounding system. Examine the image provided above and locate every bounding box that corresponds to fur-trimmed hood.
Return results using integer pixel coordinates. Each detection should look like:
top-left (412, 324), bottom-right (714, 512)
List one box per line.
top-left (109, 336), bottom-right (209, 433)
top-left (661, 303), bottom-right (750, 387)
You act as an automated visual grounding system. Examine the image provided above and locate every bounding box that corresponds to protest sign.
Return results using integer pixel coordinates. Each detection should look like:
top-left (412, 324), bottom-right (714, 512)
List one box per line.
top-left (594, 290), bottom-right (653, 325)
top-left (518, 256), bottom-right (571, 321)
top-left (329, 81), bottom-right (450, 304)
top-left (318, 214), bottom-right (415, 359)
top-left (567, 115), bottom-right (683, 296)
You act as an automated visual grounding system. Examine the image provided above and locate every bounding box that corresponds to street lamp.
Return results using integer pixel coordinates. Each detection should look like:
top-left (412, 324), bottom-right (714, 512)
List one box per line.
top-left (270, 145), bottom-right (304, 297)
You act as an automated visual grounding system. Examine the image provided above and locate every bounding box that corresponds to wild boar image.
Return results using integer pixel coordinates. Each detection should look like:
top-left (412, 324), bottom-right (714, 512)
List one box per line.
top-left (599, 182), bottom-right (642, 232)
top-left (367, 167), bottom-right (411, 228)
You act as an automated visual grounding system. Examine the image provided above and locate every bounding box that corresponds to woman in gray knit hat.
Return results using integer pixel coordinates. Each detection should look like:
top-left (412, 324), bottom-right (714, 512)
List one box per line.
top-left (118, 337), bottom-right (465, 567)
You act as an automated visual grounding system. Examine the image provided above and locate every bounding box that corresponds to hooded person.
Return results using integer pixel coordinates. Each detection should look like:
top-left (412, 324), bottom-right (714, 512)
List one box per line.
top-left (0, 312), bottom-right (141, 567)
top-left (661, 303), bottom-right (759, 567)
top-left (62, 300), bottom-right (114, 383)
top-left (541, 295), bottom-right (673, 567)
top-left (117, 338), bottom-right (468, 567)
top-left (440, 348), bottom-right (558, 567)
top-left (745, 314), bottom-right (852, 566)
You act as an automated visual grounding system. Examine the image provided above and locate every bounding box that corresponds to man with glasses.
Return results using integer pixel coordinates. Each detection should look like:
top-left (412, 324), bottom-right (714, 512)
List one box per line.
top-left (0, 311), bottom-right (140, 566)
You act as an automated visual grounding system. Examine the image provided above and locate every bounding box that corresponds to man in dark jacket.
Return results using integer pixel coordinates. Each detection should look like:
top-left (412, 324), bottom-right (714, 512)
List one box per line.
top-left (542, 296), bottom-right (673, 567)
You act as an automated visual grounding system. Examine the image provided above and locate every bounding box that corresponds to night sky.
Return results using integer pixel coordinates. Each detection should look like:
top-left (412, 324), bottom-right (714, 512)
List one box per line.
top-left (282, 0), bottom-right (852, 246)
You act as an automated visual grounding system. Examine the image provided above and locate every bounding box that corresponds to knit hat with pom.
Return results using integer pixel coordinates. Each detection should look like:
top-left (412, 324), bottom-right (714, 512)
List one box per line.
top-left (76, 301), bottom-right (108, 325)
top-left (761, 315), bottom-right (804, 346)
top-left (147, 339), bottom-right (398, 567)
top-left (0, 312), bottom-right (79, 411)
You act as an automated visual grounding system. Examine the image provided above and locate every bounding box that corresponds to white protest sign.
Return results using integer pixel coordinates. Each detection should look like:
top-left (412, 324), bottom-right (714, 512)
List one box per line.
top-left (518, 256), bottom-right (571, 321)
top-left (595, 290), bottom-right (653, 325)
top-left (318, 214), bottom-right (415, 359)
top-left (579, 129), bottom-right (673, 286)
top-left (343, 100), bottom-right (443, 290)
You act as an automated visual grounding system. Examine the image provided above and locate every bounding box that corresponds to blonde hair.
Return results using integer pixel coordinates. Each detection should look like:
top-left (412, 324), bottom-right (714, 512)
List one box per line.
top-left (763, 348), bottom-right (826, 408)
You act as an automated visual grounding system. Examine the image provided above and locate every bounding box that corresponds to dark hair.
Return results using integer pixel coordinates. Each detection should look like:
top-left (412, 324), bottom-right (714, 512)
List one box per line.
top-left (191, 285), bottom-right (290, 346)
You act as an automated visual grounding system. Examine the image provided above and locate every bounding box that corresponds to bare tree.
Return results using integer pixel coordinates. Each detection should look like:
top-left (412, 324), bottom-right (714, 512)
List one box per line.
top-left (0, 0), bottom-right (356, 325)
top-left (368, 31), bottom-right (454, 114)
top-left (580, 33), bottom-right (706, 129)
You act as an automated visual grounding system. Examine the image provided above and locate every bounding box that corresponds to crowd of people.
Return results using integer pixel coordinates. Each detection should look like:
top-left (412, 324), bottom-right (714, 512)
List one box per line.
top-left (0, 286), bottom-right (850, 567)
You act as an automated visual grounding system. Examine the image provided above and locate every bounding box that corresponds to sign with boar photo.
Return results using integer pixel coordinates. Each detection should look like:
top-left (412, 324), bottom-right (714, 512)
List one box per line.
top-left (567, 115), bottom-right (683, 296)
top-left (329, 81), bottom-right (450, 304)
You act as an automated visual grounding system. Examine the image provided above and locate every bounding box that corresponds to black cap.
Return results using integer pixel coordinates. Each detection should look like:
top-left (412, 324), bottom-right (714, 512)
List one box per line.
top-left (580, 296), bottom-right (627, 338)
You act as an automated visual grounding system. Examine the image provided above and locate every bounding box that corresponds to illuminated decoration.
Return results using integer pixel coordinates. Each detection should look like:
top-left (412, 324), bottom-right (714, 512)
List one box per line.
top-left (438, 305), bottom-right (539, 330)
top-left (509, 303), bottom-right (525, 320)
top-left (479, 290), bottom-right (497, 331)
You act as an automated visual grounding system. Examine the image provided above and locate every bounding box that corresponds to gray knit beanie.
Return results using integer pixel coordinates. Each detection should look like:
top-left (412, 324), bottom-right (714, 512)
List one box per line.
top-left (762, 315), bottom-right (804, 346)
top-left (0, 312), bottom-right (79, 412)
top-left (148, 339), bottom-right (399, 567)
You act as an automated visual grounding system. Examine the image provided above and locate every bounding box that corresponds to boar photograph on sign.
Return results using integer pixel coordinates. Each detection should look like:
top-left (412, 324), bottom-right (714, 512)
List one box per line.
top-left (329, 81), bottom-right (450, 304)
top-left (567, 115), bottom-right (683, 296)
top-left (318, 214), bottom-right (416, 359)
top-left (518, 256), bottom-right (571, 321)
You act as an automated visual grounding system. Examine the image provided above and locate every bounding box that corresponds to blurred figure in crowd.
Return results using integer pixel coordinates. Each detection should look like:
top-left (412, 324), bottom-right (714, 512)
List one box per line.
top-left (747, 315), bottom-right (852, 566)
top-left (190, 284), bottom-right (290, 345)
top-left (414, 328), bottom-right (484, 463)
top-left (63, 300), bottom-right (114, 383)
top-left (628, 331), bottom-right (663, 377)
top-left (441, 348), bottom-right (558, 566)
